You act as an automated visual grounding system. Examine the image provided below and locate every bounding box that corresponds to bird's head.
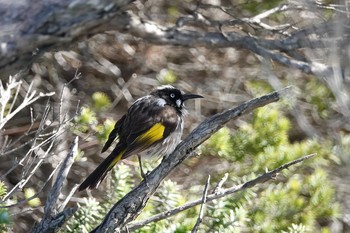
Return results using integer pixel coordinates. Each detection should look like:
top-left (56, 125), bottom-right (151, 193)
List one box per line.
top-left (151, 85), bottom-right (203, 111)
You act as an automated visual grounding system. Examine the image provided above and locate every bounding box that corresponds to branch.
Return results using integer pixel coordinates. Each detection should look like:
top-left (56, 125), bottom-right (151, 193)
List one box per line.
top-left (91, 86), bottom-right (293, 233)
top-left (1, 2), bottom-right (345, 78)
top-left (178, 4), bottom-right (301, 33)
top-left (0, 0), bottom-right (134, 78)
top-left (0, 77), bottom-right (54, 129)
top-left (116, 11), bottom-right (336, 76)
top-left (30, 137), bottom-right (79, 233)
top-left (212, 173), bottom-right (228, 194)
top-left (191, 175), bottom-right (210, 233)
top-left (127, 153), bottom-right (316, 231)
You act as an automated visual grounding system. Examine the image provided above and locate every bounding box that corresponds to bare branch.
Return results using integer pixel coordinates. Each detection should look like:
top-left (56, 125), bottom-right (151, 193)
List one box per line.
top-left (30, 137), bottom-right (78, 233)
top-left (212, 173), bottom-right (228, 195)
top-left (0, 1), bottom-right (135, 78)
top-left (2, 138), bottom-right (55, 202)
top-left (0, 77), bottom-right (55, 129)
top-left (0, 157), bottom-right (61, 208)
top-left (178, 4), bottom-right (301, 33)
top-left (1, 1), bottom-right (347, 78)
top-left (191, 175), bottom-right (210, 233)
top-left (115, 11), bottom-right (337, 76)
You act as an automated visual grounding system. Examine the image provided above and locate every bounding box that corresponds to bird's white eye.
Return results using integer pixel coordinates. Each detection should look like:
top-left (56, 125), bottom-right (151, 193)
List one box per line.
top-left (170, 93), bottom-right (175, 98)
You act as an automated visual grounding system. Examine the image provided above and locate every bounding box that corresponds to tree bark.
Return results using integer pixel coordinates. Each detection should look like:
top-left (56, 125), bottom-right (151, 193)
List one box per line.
top-left (0, 0), bottom-right (134, 79)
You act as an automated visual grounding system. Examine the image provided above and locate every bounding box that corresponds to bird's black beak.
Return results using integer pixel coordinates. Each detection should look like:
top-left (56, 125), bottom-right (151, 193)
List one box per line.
top-left (182, 93), bottom-right (203, 101)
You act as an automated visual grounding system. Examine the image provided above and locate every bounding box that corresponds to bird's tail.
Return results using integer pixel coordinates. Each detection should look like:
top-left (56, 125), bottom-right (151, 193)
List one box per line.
top-left (78, 147), bottom-right (126, 191)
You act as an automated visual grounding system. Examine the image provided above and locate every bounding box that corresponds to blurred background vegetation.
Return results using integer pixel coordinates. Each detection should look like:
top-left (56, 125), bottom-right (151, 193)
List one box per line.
top-left (1, 0), bottom-right (350, 232)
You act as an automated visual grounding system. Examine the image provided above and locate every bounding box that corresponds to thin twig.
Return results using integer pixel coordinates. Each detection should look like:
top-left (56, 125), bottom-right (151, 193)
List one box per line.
top-left (7, 78), bottom-right (22, 118)
top-left (30, 136), bottom-right (78, 233)
top-left (212, 173), bottom-right (228, 195)
top-left (0, 158), bottom-right (62, 208)
top-left (58, 184), bottom-right (79, 212)
top-left (44, 136), bottom-right (78, 217)
top-left (109, 73), bottom-right (137, 110)
top-left (2, 140), bottom-right (55, 202)
top-left (0, 80), bottom-right (54, 129)
top-left (191, 175), bottom-right (210, 233)
top-left (59, 70), bottom-right (81, 124)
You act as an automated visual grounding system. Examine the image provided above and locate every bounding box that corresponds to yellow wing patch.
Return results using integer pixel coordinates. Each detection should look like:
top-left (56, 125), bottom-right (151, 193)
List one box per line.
top-left (107, 123), bottom-right (165, 167)
top-left (108, 149), bottom-right (126, 170)
top-left (136, 123), bottom-right (165, 145)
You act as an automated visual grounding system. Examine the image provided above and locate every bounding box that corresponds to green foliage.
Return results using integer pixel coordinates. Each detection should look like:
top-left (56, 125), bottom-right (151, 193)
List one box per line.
top-left (200, 105), bottom-right (339, 232)
top-left (157, 69), bottom-right (177, 85)
top-left (136, 180), bottom-right (193, 233)
top-left (151, 180), bottom-right (183, 213)
top-left (0, 181), bottom-right (10, 232)
top-left (239, 0), bottom-right (284, 15)
top-left (201, 127), bottom-right (234, 158)
top-left (24, 188), bottom-right (41, 207)
top-left (304, 79), bottom-right (334, 119)
top-left (202, 107), bottom-right (290, 162)
top-left (333, 133), bottom-right (350, 164)
top-left (64, 198), bottom-right (103, 233)
top-left (104, 163), bottom-right (134, 204)
top-left (73, 92), bottom-right (115, 145)
top-left (283, 223), bottom-right (310, 233)
top-left (245, 80), bottom-right (273, 96)
top-left (94, 118), bottom-right (115, 142)
top-left (92, 92), bottom-right (112, 111)
top-left (63, 164), bottom-right (134, 232)
top-left (206, 199), bottom-right (250, 233)
top-left (0, 181), bottom-right (6, 199)
top-left (74, 106), bottom-right (98, 133)
top-left (249, 169), bottom-right (338, 232)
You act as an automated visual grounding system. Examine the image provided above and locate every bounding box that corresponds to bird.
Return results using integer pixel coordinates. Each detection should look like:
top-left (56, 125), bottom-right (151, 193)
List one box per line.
top-left (78, 85), bottom-right (203, 191)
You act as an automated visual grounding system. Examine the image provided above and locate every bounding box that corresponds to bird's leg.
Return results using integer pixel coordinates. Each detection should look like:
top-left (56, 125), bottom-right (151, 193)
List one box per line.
top-left (138, 155), bottom-right (149, 187)
top-left (138, 155), bottom-right (146, 178)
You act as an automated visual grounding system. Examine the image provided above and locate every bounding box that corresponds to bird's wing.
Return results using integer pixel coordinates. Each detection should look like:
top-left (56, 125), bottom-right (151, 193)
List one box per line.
top-left (101, 114), bottom-right (126, 153)
top-left (101, 96), bottom-right (155, 154)
top-left (121, 97), bottom-right (178, 159)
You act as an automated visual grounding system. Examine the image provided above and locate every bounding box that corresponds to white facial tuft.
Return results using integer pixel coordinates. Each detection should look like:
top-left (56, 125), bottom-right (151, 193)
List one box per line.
top-left (156, 98), bottom-right (167, 107)
top-left (176, 99), bottom-right (182, 108)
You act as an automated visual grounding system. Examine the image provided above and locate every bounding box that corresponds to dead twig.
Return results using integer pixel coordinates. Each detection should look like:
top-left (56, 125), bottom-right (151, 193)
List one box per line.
top-left (191, 175), bottom-right (210, 233)
top-left (30, 137), bottom-right (79, 233)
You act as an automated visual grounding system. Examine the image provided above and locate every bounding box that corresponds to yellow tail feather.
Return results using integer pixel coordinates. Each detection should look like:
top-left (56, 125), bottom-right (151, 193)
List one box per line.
top-left (108, 149), bottom-right (126, 170)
